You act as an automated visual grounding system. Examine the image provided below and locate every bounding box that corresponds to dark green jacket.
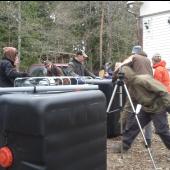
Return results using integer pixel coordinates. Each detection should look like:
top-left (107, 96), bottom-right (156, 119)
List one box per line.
top-left (122, 66), bottom-right (170, 113)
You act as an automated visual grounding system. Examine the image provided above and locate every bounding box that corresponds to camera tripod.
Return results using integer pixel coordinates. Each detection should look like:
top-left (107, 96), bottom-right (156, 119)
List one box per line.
top-left (106, 71), bottom-right (158, 170)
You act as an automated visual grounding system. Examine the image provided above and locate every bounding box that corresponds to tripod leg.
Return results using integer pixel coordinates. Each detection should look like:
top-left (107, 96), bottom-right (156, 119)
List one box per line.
top-left (123, 84), bottom-right (158, 170)
top-left (119, 85), bottom-right (124, 159)
top-left (106, 84), bottom-right (118, 113)
top-left (107, 81), bottom-right (126, 158)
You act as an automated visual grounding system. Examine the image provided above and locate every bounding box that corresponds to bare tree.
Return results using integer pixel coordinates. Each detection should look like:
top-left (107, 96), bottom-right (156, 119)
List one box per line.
top-left (106, 1), bottom-right (113, 62)
top-left (17, 1), bottom-right (21, 71)
top-left (99, 1), bottom-right (104, 69)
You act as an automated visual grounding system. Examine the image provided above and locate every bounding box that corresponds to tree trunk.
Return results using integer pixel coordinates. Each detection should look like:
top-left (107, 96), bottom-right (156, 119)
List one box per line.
top-left (17, 1), bottom-right (21, 71)
top-left (107, 1), bottom-right (113, 62)
top-left (99, 2), bottom-right (104, 69)
top-left (89, 1), bottom-right (93, 71)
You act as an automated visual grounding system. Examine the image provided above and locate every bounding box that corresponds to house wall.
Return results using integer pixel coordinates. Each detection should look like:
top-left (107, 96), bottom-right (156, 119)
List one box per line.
top-left (140, 1), bottom-right (170, 69)
top-left (140, 1), bottom-right (170, 17)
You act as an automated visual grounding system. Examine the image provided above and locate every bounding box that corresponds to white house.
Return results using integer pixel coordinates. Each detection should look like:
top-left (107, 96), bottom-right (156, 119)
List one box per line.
top-left (140, 1), bottom-right (170, 68)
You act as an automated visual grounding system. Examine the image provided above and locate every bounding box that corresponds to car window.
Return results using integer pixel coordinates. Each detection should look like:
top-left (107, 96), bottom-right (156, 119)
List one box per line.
top-left (30, 67), bottom-right (47, 77)
top-left (28, 64), bottom-right (69, 77)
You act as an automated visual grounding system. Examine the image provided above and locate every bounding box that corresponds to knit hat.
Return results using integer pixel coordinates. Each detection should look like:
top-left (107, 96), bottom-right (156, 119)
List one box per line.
top-left (3, 47), bottom-right (18, 62)
top-left (131, 45), bottom-right (142, 54)
top-left (152, 53), bottom-right (161, 62)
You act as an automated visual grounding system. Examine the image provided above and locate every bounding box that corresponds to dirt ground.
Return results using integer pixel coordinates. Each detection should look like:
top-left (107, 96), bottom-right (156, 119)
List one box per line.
top-left (107, 115), bottom-right (170, 170)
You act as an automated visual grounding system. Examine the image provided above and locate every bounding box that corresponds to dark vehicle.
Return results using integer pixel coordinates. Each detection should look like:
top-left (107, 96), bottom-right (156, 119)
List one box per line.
top-left (28, 63), bottom-right (69, 77)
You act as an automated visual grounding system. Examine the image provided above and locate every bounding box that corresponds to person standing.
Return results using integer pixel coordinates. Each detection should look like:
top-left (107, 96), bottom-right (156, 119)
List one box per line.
top-left (43, 60), bottom-right (70, 85)
top-left (114, 45), bottom-right (153, 147)
top-left (67, 50), bottom-right (96, 78)
top-left (112, 66), bottom-right (170, 156)
top-left (98, 65), bottom-right (105, 79)
top-left (104, 62), bottom-right (113, 79)
top-left (0, 47), bottom-right (29, 87)
top-left (44, 60), bottom-right (65, 77)
top-left (152, 53), bottom-right (170, 92)
top-left (98, 63), bottom-right (113, 79)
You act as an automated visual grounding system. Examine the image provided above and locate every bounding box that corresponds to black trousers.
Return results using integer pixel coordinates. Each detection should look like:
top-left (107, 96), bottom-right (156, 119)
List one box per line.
top-left (123, 110), bottom-right (170, 150)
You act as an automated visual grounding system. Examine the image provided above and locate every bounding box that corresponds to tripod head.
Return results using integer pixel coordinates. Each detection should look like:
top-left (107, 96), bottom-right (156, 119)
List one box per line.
top-left (116, 66), bottom-right (125, 85)
top-left (117, 72), bottom-right (125, 81)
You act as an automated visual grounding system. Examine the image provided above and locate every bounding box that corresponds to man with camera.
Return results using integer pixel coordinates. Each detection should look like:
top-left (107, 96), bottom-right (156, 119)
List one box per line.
top-left (112, 65), bottom-right (170, 155)
top-left (114, 45), bottom-right (153, 147)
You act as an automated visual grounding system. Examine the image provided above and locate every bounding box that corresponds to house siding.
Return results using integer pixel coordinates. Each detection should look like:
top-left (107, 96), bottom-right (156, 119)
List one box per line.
top-left (140, 2), bottom-right (170, 68)
top-left (140, 1), bottom-right (170, 17)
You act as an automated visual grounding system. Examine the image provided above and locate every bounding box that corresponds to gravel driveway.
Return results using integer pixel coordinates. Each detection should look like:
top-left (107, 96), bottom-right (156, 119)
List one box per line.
top-left (107, 115), bottom-right (170, 170)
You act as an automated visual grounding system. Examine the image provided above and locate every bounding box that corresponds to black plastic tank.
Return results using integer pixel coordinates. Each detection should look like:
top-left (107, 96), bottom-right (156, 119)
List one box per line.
top-left (0, 90), bottom-right (106, 170)
top-left (84, 79), bottom-right (126, 138)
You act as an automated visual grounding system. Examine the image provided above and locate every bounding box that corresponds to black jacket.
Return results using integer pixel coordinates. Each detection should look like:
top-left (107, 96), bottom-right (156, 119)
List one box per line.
top-left (0, 58), bottom-right (28, 87)
top-left (67, 58), bottom-right (96, 78)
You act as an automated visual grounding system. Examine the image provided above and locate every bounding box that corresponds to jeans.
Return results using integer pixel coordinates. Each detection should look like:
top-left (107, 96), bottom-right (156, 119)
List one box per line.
top-left (144, 121), bottom-right (152, 140)
top-left (125, 112), bottom-right (152, 140)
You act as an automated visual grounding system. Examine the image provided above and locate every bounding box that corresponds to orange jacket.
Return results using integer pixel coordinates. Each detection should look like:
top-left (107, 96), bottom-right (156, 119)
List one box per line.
top-left (153, 60), bottom-right (170, 92)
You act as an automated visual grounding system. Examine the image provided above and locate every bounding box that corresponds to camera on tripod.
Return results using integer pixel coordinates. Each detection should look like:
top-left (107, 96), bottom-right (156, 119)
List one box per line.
top-left (114, 65), bottom-right (125, 82)
top-left (117, 72), bottom-right (125, 80)
top-left (116, 70), bottom-right (125, 86)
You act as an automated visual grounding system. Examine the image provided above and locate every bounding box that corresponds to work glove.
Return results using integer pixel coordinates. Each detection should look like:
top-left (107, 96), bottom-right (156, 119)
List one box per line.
top-left (77, 77), bottom-right (85, 84)
top-left (22, 72), bottom-right (30, 77)
top-left (95, 76), bottom-right (102, 80)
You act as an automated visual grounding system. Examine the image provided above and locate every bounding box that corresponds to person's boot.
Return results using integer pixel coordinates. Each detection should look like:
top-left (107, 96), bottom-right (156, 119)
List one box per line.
top-left (144, 139), bottom-right (151, 148)
top-left (166, 153), bottom-right (170, 162)
top-left (112, 143), bottom-right (129, 153)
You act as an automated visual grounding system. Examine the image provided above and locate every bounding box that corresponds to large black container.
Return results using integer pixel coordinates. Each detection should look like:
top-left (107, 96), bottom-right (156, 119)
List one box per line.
top-left (0, 90), bottom-right (106, 170)
top-left (98, 80), bottom-right (121, 138)
top-left (84, 79), bottom-right (126, 138)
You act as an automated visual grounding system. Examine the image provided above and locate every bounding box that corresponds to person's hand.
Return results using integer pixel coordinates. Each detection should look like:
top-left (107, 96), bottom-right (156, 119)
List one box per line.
top-left (22, 72), bottom-right (30, 77)
top-left (77, 78), bottom-right (85, 84)
top-left (114, 62), bottom-right (122, 72)
top-left (14, 55), bottom-right (20, 65)
top-left (104, 72), bottom-right (109, 78)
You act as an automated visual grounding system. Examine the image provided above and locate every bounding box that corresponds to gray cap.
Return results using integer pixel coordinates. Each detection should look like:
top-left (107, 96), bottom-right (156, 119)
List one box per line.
top-left (152, 53), bottom-right (161, 62)
top-left (153, 53), bottom-right (161, 57)
top-left (131, 45), bottom-right (142, 54)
